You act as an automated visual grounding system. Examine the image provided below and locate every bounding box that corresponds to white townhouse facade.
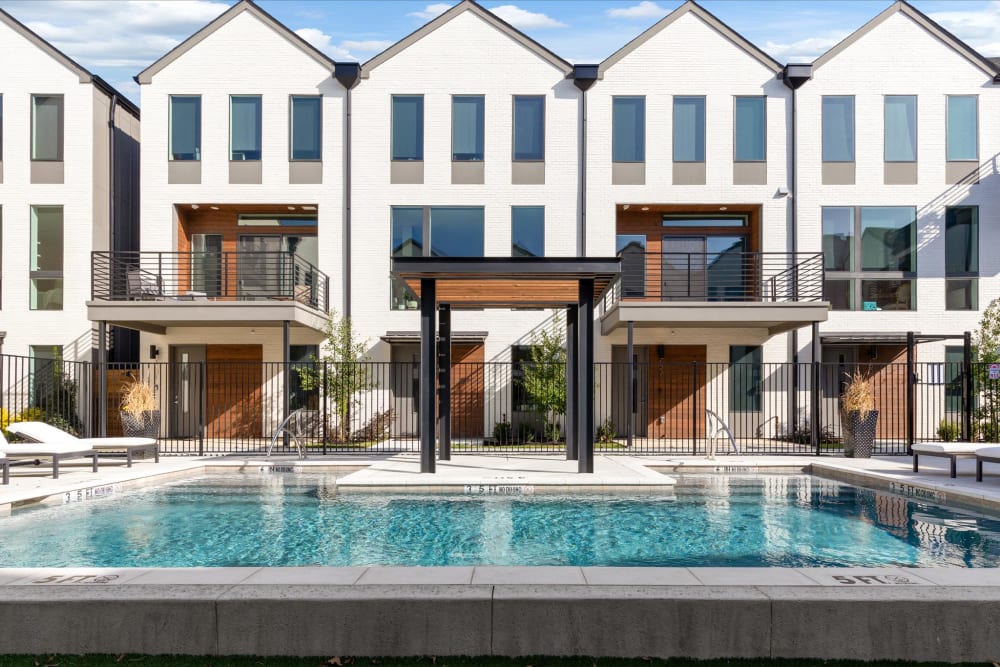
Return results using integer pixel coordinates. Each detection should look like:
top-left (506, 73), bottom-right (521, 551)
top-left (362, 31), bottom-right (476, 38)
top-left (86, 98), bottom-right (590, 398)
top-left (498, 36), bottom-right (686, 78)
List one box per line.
top-left (0, 9), bottom-right (139, 363)
top-left (79, 0), bottom-right (1000, 444)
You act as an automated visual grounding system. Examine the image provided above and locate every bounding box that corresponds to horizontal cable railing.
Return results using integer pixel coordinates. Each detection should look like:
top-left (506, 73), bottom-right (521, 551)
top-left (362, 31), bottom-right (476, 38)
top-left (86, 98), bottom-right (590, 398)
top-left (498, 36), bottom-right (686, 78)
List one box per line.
top-left (0, 354), bottom-right (994, 457)
top-left (603, 251), bottom-right (824, 312)
top-left (91, 251), bottom-right (329, 312)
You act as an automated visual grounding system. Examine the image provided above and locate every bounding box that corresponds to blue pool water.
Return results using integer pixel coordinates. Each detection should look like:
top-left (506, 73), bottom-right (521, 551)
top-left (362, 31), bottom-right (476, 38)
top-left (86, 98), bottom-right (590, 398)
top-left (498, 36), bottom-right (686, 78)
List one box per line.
top-left (2, 473), bottom-right (999, 568)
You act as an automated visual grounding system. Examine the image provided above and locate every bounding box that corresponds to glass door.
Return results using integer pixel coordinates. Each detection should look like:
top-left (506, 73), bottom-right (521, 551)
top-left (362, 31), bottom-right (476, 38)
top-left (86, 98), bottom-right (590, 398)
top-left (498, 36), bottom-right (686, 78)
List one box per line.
top-left (662, 236), bottom-right (706, 300)
top-left (191, 234), bottom-right (222, 297)
top-left (238, 235), bottom-right (282, 299)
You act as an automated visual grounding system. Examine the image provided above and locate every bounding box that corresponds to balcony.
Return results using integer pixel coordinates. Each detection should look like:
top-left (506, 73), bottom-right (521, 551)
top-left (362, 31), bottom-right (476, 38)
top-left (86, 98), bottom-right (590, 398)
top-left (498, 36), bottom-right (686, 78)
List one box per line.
top-left (599, 251), bottom-right (829, 335)
top-left (88, 251), bottom-right (330, 333)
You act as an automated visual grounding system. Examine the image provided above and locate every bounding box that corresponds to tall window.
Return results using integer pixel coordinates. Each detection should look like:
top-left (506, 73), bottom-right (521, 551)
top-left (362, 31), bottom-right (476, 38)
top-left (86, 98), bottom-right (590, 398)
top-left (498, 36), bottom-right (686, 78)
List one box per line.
top-left (734, 96), bottom-right (765, 162)
top-left (30, 205), bottom-right (63, 311)
top-left (31, 95), bottom-right (63, 161)
top-left (822, 206), bottom-right (916, 311)
top-left (452, 95), bottom-right (484, 161)
top-left (290, 96), bottom-right (321, 160)
top-left (946, 206), bottom-right (978, 310)
top-left (884, 95), bottom-right (916, 162)
top-left (512, 206), bottom-right (544, 257)
top-left (513, 96), bottom-right (544, 161)
top-left (612, 96), bottom-right (645, 162)
top-left (947, 95), bottom-right (978, 161)
top-left (390, 207), bottom-right (485, 308)
top-left (673, 96), bottom-right (705, 162)
top-left (391, 95), bottom-right (423, 161)
top-left (730, 345), bottom-right (762, 412)
top-left (822, 96), bottom-right (854, 162)
top-left (944, 346), bottom-right (974, 414)
top-left (230, 95), bottom-right (262, 161)
top-left (169, 95), bottom-right (201, 161)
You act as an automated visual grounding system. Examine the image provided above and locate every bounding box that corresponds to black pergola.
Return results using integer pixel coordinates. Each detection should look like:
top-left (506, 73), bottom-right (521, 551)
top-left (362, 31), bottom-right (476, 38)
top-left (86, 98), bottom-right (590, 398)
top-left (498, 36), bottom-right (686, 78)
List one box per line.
top-left (391, 256), bottom-right (621, 473)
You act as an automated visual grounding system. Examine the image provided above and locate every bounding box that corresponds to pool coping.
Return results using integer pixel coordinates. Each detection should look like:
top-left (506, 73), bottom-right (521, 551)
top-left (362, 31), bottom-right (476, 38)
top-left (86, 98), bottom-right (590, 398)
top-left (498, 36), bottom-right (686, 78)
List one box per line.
top-left (2, 455), bottom-right (1000, 659)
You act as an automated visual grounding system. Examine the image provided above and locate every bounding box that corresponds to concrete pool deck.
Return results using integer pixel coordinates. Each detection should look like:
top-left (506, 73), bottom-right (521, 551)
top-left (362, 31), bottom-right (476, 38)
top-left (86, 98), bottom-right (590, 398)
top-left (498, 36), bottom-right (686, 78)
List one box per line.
top-left (2, 452), bottom-right (1000, 660)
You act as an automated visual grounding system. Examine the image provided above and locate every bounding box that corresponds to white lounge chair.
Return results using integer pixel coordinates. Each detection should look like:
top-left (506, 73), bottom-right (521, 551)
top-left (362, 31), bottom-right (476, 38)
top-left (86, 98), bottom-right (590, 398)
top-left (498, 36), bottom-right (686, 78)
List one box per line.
top-left (6, 422), bottom-right (158, 468)
top-left (976, 447), bottom-right (1000, 482)
top-left (0, 454), bottom-right (8, 484)
top-left (706, 409), bottom-right (740, 459)
top-left (0, 430), bottom-right (98, 479)
top-left (911, 442), bottom-right (983, 478)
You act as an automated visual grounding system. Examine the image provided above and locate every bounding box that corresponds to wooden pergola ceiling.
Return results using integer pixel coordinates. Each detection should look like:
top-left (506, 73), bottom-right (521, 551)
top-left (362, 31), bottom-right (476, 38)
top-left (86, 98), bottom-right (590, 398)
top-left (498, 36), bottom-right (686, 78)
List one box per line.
top-left (391, 257), bottom-right (621, 309)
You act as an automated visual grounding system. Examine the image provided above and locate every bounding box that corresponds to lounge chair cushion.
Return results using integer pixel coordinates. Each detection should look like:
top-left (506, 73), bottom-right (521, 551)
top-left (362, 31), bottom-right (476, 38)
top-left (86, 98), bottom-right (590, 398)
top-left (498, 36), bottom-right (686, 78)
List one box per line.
top-left (7, 422), bottom-right (155, 447)
top-left (912, 442), bottom-right (982, 455)
top-left (0, 443), bottom-right (98, 456)
top-left (976, 447), bottom-right (1000, 462)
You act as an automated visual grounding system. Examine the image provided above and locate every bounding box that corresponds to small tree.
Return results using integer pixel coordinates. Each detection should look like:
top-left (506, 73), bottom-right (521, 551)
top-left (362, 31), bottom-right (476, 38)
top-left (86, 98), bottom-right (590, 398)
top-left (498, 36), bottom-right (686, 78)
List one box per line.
top-left (296, 310), bottom-right (373, 442)
top-left (522, 318), bottom-right (567, 442)
top-left (974, 297), bottom-right (1000, 441)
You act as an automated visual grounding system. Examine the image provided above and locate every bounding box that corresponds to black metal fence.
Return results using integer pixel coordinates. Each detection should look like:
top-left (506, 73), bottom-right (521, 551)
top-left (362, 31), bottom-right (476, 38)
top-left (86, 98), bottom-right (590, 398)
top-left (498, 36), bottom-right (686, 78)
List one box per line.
top-left (0, 353), bottom-right (993, 456)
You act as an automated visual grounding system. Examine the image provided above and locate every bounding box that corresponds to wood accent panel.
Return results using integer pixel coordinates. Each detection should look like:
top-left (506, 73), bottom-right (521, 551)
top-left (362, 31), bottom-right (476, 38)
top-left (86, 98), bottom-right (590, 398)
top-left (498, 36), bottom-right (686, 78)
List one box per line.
top-left (451, 344), bottom-right (485, 438)
top-left (647, 345), bottom-right (707, 439)
top-left (869, 345), bottom-right (907, 440)
top-left (205, 344), bottom-right (263, 438)
top-left (407, 279), bottom-right (608, 307)
top-left (95, 369), bottom-right (133, 437)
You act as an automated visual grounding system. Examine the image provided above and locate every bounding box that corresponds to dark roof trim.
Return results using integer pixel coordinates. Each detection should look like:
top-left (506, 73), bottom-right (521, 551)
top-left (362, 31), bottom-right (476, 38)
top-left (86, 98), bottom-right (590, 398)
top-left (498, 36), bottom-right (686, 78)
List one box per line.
top-left (821, 333), bottom-right (966, 344)
top-left (600, 0), bottom-right (782, 76)
top-left (812, 1), bottom-right (1000, 80)
top-left (0, 7), bottom-right (139, 116)
top-left (137, 0), bottom-right (337, 85)
top-left (363, 0), bottom-right (571, 78)
top-left (382, 331), bottom-right (488, 343)
top-left (392, 256), bottom-right (621, 278)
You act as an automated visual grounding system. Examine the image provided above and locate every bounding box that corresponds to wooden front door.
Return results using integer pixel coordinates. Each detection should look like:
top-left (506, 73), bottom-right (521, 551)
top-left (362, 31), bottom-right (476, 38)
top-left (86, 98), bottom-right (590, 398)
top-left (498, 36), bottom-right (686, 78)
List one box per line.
top-left (205, 344), bottom-right (263, 438)
top-left (647, 345), bottom-right (707, 439)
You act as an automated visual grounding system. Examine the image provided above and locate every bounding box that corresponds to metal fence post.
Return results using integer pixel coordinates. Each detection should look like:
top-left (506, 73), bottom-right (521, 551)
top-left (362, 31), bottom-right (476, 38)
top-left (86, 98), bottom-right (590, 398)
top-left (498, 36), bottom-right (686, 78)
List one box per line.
top-left (199, 360), bottom-right (206, 457)
top-left (322, 361), bottom-right (328, 455)
top-left (691, 361), bottom-right (698, 455)
top-left (906, 331), bottom-right (915, 455)
top-left (963, 331), bottom-right (973, 442)
top-left (811, 361), bottom-right (820, 455)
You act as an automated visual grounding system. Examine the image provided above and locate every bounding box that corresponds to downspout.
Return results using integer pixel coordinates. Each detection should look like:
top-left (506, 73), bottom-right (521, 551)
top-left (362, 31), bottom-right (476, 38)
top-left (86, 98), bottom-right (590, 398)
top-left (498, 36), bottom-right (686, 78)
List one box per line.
top-left (108, 92), bottom-right (118, 255)
top-left (572, 65), bottom-right (599, 256)
top-left (335, 63), bottom-right (361, 317)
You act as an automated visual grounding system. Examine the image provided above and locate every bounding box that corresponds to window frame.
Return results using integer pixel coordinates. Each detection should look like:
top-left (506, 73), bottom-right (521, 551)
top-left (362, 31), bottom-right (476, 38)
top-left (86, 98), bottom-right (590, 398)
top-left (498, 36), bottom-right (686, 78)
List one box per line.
top-left (30, 94), bottom-right (64, 162)
top-left (29, 204), bottom-right (64, 311)
top-left (672, 95), bottom-right (706, 163)
top-left (168, 95), bottom-right (201, 161)
top-left (229, 94), bottom-right (263, 162)
top-left (512, 95), bottom-right (545, 162)
top-left (945, 205), bottom-right (979, 311)
top-left (946, 94), bottom-right (979, 161)
top-left (733, 95), bottom-right (766, 163)
top-left (612, 96), bottom-right (646, 163)
top-left (451, 94), bottom-right (485, 162)
top-left (391, 94), bottom-right (424, 162)
top-left (883, 94), bottom-right (918, 163)
top-left (821, 95), bottom-right (855, 163)
top-left (288, 95), bottom-right (322, 162)
top-left (729, 345), bottom-right (762, 413)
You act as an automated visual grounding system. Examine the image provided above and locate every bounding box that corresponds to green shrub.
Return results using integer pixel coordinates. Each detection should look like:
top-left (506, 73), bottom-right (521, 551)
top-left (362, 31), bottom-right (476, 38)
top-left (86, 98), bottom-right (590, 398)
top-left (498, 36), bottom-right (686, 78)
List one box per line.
top-left (937, 420), bottom-right (961, 442)
top-left (596, 418), bottom-right (616, 444)
top-left (492, 416), bottom-right (512, 444)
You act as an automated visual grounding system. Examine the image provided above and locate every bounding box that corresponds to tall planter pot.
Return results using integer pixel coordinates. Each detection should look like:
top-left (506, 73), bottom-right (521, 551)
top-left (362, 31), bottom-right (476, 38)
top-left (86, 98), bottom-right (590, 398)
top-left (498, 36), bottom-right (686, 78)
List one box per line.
top-left (120, 410), bottom-right (160, 439)
top-left (844, 410), bottom-right (878, 458)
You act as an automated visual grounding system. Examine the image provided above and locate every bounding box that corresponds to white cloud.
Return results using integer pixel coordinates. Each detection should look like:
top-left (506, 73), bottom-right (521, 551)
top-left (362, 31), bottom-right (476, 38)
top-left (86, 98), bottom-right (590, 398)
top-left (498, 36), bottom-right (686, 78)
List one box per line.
top-left (490, 5), bottom-right (566, 29)
top-left (294, 27), bottom-right (355, 61)
top-left (606, 1), bottom-right (666, 20)
top-left (929, 1), bottom-right (1000, 57)
top-left (408, 3), bottom-right (452, 20)
top-left (761, 33), bottom-right (849, 64)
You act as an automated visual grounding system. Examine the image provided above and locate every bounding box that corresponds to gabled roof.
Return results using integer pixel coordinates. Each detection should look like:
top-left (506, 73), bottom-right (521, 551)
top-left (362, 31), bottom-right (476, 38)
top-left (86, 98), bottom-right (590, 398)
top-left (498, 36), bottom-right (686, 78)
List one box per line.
top-left (812, 1), bottom-right (1000, 78)
top-left (0, 7), bottom-right (139, 117)
top-left (362, 0), bottom-right (572, 78)
top-left (600, 0), bottom-right (782, 76)
top-left (136, 0), bottom-right (336, 85)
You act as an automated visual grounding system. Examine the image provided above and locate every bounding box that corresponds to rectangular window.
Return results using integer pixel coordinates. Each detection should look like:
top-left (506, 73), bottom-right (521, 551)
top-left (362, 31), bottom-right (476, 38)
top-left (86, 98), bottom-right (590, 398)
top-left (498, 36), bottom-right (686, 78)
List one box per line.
top-left (612, 96), bottom-right (645, 162)
top-left (821, 207), bottom-right (854, 272)
top-left (512, 206), bottom-right (544, 257)
top-left (946, 206), bottom-right (978, 311)
top-left (31, 95), bottom-right (63, 161)
top-left (290, 96), bottom-right (321, 160)
top-left (947, 95), bottom-right (978, 161)
top-left (391, 95), bottom-right (423, 161)
top-left (860, 206), bottom-right (915, 272)
top-left (512, 96), bottom-right (544, 161)
top-left (822, 96), bottom-right (854, 162)
top-left (29, 205), bottom-right (63, 311)
top-left (824, 279), bottom-right (853, 311)
top-left (861, 279), bottom-right (913, 311)
top-left (884, 95), bottom-right (916, 162)
top-left (944, 346), bottom-right (974, 413)
top-left (729, 345), bottom-right (761, 412)
top-left (734, 96), bottom-right (765, 162)
top-left (617, 234), bottom-right (647, 298)
top-left (231, 95), bottom-right (262, 161)
top-left (673, 96), bottom-right (705, 162)
top-left (169, 95), bottom-right (201, 161)
top-left (452, 95), bottom-right (484, 161)
top-left (390, 207), bottom-right (424, 310)
top-left (29, 345), bottom-right (64, 410)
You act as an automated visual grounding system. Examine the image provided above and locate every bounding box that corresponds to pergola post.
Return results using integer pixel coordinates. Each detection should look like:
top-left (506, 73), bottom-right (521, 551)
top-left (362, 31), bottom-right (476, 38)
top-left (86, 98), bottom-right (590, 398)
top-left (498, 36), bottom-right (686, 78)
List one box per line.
top-left (627, 321), bottom-right (634, 449)
top-left (565, 306), bottom-right (578, 460)
top-left (438, 304), bottom-right (451, 461)
top-left (578, 279), bottom-right (595, 473)
top-left (420, 279), bottom-right (437, 473)
top-left (98, 321), bottom-right (108, 438)
top-left (283, 320), bottom-right (291, 447)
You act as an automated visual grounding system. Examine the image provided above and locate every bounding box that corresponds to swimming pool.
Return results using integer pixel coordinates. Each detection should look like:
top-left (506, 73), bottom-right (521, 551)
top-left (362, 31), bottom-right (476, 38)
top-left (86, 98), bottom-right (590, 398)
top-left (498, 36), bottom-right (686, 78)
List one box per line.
top-left (2, 473), bottom-right (999, 568)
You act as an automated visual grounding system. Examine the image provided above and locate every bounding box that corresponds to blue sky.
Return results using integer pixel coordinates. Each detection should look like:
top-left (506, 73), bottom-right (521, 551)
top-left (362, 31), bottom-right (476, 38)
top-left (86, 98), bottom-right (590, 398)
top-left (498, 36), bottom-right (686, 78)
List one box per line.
top-left (2, 0), bottom-right (999, 104)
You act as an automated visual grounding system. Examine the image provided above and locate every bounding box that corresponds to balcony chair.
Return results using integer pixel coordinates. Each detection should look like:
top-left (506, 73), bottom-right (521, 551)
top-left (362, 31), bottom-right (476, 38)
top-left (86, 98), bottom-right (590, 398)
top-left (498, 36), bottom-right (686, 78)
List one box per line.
top-left (6, 422), bottom-right (158, 468)
top-left (126, 268), bottom-right (164, 300)
top-left (0, 430), bottom-right (98, 479)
